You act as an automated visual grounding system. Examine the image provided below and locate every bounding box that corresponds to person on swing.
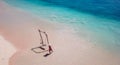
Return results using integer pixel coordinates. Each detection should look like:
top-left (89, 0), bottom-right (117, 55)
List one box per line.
top-left (31, 29), bottom-right (53, 57)
top-left (31, 29), bottom-right (46, 52)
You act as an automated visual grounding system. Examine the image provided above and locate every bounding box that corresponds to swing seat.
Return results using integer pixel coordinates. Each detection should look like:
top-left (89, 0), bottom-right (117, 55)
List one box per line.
top-left (31, 46), bottom-right (48, 53)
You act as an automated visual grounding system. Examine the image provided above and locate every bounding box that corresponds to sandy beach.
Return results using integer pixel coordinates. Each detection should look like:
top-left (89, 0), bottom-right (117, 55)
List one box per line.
top-left (0, 1), bottom-right (120, 65)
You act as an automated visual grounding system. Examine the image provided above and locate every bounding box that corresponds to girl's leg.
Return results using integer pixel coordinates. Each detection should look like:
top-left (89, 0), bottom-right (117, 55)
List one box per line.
top-left (43, 50), bottom-right (53, 57)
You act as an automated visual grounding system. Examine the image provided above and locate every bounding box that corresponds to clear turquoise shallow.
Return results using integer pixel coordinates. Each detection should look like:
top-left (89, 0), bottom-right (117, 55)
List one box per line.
top-left (41, 0), bottom-right (120, 20)
top-left (4, 0), bottom-right (120, 55)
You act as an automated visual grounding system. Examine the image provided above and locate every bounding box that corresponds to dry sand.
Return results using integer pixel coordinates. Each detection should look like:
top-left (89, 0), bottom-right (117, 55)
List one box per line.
top-left (0, 1), bottom-right (120, 65)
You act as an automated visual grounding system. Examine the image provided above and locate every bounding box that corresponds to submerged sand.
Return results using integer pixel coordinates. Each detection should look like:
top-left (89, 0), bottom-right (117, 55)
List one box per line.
top-left (0, 1), bottom-right (120, 65)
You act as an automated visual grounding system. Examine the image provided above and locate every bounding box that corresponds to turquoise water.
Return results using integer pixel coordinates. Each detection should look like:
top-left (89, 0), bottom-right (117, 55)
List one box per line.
top-left (41, 0), bottom-right (120, 20)
top-left (4, 0), bottom-right (120, 55)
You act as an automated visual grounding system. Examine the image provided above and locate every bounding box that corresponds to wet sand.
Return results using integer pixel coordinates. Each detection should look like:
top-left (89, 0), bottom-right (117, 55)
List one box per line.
top-left (0, 35), bottom-right (16, 65)
top-left (0, 1), bottom-right (120, 65)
